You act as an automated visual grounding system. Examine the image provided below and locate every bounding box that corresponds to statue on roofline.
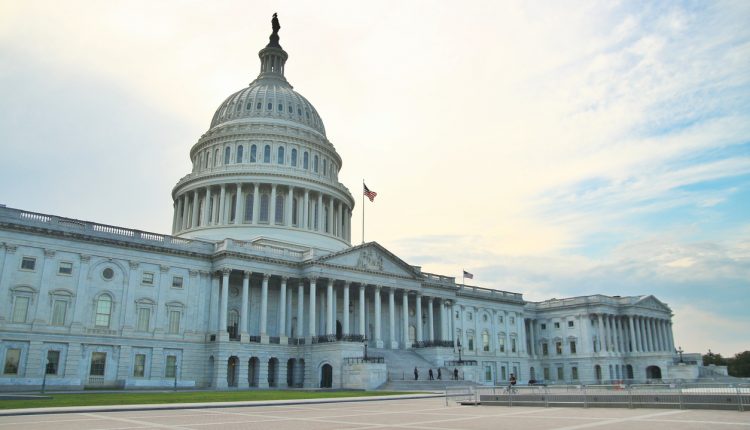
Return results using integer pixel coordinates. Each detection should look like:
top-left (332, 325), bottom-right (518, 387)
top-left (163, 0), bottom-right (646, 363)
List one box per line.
top-left (272, 13), bottom-right (280, 35)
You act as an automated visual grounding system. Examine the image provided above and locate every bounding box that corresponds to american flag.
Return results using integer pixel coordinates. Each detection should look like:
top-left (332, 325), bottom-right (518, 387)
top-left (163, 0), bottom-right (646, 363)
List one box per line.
top-left (363, 183), bottom-right (377, 202)
top-left (463, 270), bottom-right (474, 279)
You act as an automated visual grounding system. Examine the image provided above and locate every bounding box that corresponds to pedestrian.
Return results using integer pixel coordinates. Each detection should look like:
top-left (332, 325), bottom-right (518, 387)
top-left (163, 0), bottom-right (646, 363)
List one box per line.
top-left (454, 368), bottom-right (459, 380)
top-left (428, 368), bottom-right (434, 380)
top-left (414, 367), bottom-right (418, 380)
top-left (437, 368), bottom-right (442, 380)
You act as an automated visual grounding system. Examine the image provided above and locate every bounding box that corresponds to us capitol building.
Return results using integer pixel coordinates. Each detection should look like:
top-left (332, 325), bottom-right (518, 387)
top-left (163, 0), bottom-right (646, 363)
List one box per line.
top-left (0, 16), bottom-right (680, 390)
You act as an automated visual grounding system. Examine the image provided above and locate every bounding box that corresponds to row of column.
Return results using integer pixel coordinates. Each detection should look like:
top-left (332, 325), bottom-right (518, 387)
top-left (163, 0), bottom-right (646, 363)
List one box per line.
top-left (213, 270), bottom-right (454, 349)
top-left (172, 183), bottom-right (351, 241)
top-left (594, 314), bottom-right (674, 355)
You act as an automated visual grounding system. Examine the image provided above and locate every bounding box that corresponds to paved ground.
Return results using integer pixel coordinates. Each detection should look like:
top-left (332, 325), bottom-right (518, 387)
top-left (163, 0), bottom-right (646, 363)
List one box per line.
top-left (1, 397), bottom-right (749, 429)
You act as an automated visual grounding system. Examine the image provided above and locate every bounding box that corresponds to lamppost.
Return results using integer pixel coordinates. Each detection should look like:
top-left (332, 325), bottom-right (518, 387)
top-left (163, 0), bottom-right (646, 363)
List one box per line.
top-left (363, 336), bottom-right (368, 360)
top-left (457, 340), bottom-right (463, 363)
top-left (677, 346), bottom-right (684, 363)
top-left (41, 359), bottom-right (49, 394)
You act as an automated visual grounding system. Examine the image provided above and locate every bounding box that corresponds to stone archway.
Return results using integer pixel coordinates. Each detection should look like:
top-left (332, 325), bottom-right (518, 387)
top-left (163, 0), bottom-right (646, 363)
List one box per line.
top-left (287, 358), bottom-right (296, 387)
top-left (594, 364), bottom-right (602, 382)
top-left (248, 357), bottom-right (260, 387)
top-left (646, 365), bottom-right (662, 379)
top-left (626, 364), bottom-right (634, 380)
top-left (268, 358), bottom-right (279, 387)
top-left (227, 356), bottom-right (239, 387)
top-left (320, 363), bottom-right (333, 388)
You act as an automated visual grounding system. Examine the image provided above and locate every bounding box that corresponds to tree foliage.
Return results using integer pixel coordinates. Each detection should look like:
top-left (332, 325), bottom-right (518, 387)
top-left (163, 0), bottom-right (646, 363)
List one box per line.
top-left (702, 350), bottom-right (750, 377)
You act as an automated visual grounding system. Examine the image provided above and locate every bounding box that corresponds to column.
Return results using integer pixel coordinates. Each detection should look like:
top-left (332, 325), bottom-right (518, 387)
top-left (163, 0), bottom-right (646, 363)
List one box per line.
top-left (220, 269), bottom-right (229, 337)
top-left (657, 319), bottom-right (665, 351)
top-left (342, 282), bottom-right (350, 335)
top-left (253, 183), bottom-right (260, 224)
top-left (428, 297), bottom-right (435, 342)
top-left (359, 284), bottom-right (366, 336)
top-left (260, 274), bottom-right (269, 337)
top-left (218, 184), bottom-right (226, 224)
top-left (328, 197), bottom-right (334, 234)
top-left (201, 187), bottom-right (210, 227)
top-left (191, 190), bottom-right (200, 228)
top-left (278, 277), bottom-right (287, 337)
top-left (326, 280), bottom-right (333, 336)
top-left (308, 277), bottom-right (317, 337)
top-left (235, 183), bottom-right (244, 224)
top-left (174, 195), bottom-right (184, 231)
top-left (297, 282), bottom-right (304, 339)
top-left (644, 318), bottom-right (653, 352)
top-left (303, 189), bottom-right (310, 229)
top-left (628, 316), bottom-right (637, 353)
top-left (634, 316), bottom-right (642, 352)
top-left (172, 200), bottom-right (179, 232)
top-left (388, 288), bottom-right (396, 348)
top-left (240, 271), bottom-right (250, 339)
top-left (316, 193), bottom-right (323, 231)
top-left (667, 321), bottom-right (675, 352)
top-left (208, 273), bottom-right (219, 332)
top-left (270, 184), bottom-right (277, 224)
top-left (596, 314), bottom-right (606, 355)
top-left (402, 291), bottom-right (409, 348)
top-left (529, 319), bottom-right (536, 356)
top-left (374, 286), bottom-right (382, 347)
top-left (415, 294), bottom-right (423, 342)
top-left (286, 186), bottom-right (294, 226)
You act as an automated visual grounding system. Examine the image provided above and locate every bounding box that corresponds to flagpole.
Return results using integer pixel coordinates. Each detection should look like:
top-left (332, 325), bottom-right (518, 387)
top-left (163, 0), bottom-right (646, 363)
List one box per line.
top-left (362, 179), bottom-right (365, 244)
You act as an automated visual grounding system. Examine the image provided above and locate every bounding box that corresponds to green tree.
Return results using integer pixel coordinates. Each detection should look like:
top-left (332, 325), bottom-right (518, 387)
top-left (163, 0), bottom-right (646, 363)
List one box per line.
top-left (727, 351), bottom-right (750, 377)
top-left (702, 349), bottom-right (727, 366)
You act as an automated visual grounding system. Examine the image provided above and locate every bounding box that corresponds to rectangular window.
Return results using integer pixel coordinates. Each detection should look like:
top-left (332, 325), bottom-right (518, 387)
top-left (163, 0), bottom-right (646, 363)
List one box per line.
top-left (498, 316), bottom-right (504, 323)
top-left (498, 337), bottom-right (505, 353)
top-left (540, 323), bottom-right (546, 330)
top-left (20, 257), bottom-right (36, 270)
top-left (165, 355), bottom-right (177, 378)
top-left (51, 300), bottom-right (67, 326)
top-left (58, 262), bottom-right (73, 275)
top-left (568, 320), bottom-right (575, 328)
top-left (554, 322), bottom-right (560, 328)
top-left (46, 350), bottom-right (60, 375)
top-left (543, 367), bottom-right (550, 380)
top-left (142, 272), bottom-right (154, 285)
top-left (12, 296), bottom-right (29, 323)
top-left (172, 276), bottom-right (183, 289)
top-left (133, 354), bottom-right (146, 377)
top-left (501, 366), bottom-right (507, 380)
top-left (468, 336), bottom-right (474, 351)
top-left (509, 317), bottom-right (515, 325)
top-left (168, 310), bottom-right (180, 334)
top-left (3, 349), bottom-right (21, 374)
top-left (542, 343), bottom-right (549, 355)
top-left (484, 365), bottom-right (492, 381)
top-left (557, 367), bottom-right (564, 380)
top-left (511, 338), bottom-right (517, 353)
top-left (571, 366), bottom-right (579, 380)
top-left (570, 341), bottom-right (577, 354)
top-left (90, 352), bottom-right (106, 376)
top-left (556, 341), bottom-right (563, 355)
top-left (136, 308), bottom-right (151, 332)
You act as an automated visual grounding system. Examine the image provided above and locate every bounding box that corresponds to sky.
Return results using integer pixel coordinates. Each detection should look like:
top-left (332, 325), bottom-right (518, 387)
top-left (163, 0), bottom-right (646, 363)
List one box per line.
top-left (1, 0), bottom-right (748, 356)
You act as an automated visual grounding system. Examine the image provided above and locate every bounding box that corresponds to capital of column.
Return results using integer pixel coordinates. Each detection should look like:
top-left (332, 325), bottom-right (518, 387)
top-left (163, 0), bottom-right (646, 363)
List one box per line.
top-left (243, 270), bottom-right (250, 279)
top-left (262, 273), bottom-right (271, 281)
top-left (221, 268), bottom-right (231, 276)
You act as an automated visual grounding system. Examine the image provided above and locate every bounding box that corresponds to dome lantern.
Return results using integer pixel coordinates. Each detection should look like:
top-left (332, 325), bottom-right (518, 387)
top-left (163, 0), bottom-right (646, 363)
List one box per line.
top-left (257, 13), bottom-right (289, 82)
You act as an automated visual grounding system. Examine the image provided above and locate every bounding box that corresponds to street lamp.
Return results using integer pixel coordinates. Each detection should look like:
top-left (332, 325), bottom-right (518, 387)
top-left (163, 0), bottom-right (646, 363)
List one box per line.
top-left (457, 340), bottom-right (463, 363)
top-left (363, 336), bottom-right (368, 360)
top-left (677, 346), bottom-right (684, 363)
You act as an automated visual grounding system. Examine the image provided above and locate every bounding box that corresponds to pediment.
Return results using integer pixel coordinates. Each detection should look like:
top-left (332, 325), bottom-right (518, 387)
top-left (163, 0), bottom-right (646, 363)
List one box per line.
top-left (634, 295), bottom-right (671, 312)
top-left (313, 242), bottom-right (420, 279)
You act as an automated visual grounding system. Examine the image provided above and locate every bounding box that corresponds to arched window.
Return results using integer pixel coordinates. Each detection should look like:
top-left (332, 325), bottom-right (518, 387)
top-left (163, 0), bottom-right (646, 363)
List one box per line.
top-left (224, 147), bottom-right (231, 165)
top-left (277, 103), bottom-right (283, 112)
top-left (313, 155), bottom-right (319, 173)
top-left (291, 149), bottom-right (297, 167)
top-left (204, 150), bottom-right (209, 168)
top-left (482, 330), bottom-right (490, 352)
top-left (236, 145), bottom-right (243, 163)
top-left (267, 102), bottom-right (272, 110)
top-left (260, 194), bottom-right (270, 222)
top-left (263, 145), bottom-right (271, 163)
top-left (275, 194), bottom-right (284, 224)
top-left (214, 149), bottom-right (219, 166)
top-left (95, 295), bottom-right (112, 328)
top-left (303, 152), bottom-right (309, 170)
top-left (323, 159), bottom-right (327, 176)
top-left (277, 146), bottom-right (285, 164)
top-left (244, 193), bottom-right (254, 222)
top-left (250, 145), bottom-right (257, 162)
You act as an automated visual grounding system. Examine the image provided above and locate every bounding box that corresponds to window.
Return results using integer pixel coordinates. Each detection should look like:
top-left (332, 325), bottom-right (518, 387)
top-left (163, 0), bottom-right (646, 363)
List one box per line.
top-left (102, 267), bottom-right (114, 280)
top-left (498, 336), bottom-right (505, 352)
top-left (224, 147), bottom-right (230, 165)
top-left (484, 365), bottom-right (492, 381)
top-left (571, 366), bottom-right (579, 380)
top-left (168, 310), bottom-right (181, 334)
top-left (313, 155), bottom-right (318, 172)
top-left (58, 262), bottom-right (73, 275)
top-left (543, 367), bottom-right (550, 380)
top-left (51, 299), bottom-right (67, 326)
top-left (556, 341), bottom-right (563, 355)
top-left (236, 145), bottom-right (243, 163)
top-left (244, 193), bottom-right (254, 222)
top-left (20, 257), bottom-right (36, 270)
top-left (509, 316), bottom-right (515, 325)
top-left (263, 145), bottom-right (271, 163)
top-left (277, 103), bottom-right (283, 112)
top-left (557, 367), bottom-right (564, 380)
top-left (568, 320), bottom-right (574, 328)
top-left (260, 194), bottom-right (270, 222)
top-left (267, 102), bottom-right (272, 110)
top-left (95, 295), bottom-right (112, 327)
top-left (303, 152), bottom-right (309, 169)
top-left (482, 331), bottom-right (490, 352)
top-left (288, 105), bottom-right (293, 113)
top-left (275, 194), bottom-right (284, 224)
top-left (250, 145), bottom-right (257, 162)
top-left (165, 355), bottom-right (177, 378)
top-left (11, 296), bottom-right (29, 323)
top-left (570, 341), bottom-right (577, 354)
top-left (468, 334), bottom-right (474, 351)
top-left (256, 102), bottom-right (262, 110)
top-left (3, 349), bottom-right (21, 374)
top-left (483, 314), bottom-right (488, 322)
top-left (323, 159), bottom-right (327, 176)
top-left (136, 308), bottom-right (150, 332)
top-left (499, 316), bottom-right (504, 323)
top-left (277, 146), bottom-right (285, 164)
top-left (292, 197), bottom-right (298, 226)
top-left (468, 312), bottom-right (473, 321)
top-left (214, 149), bottom-right (219, 166)
top-left (172, 276), bottom-right (183, 289)
top-left (554, 322), bottom-right (560, 329)
top-left (511, 338), bottom-right (517, 353)
top-left (542, 343), bottom-right (549, 356)
top-left (142, 272), bottom-right (154, 285)
top-left (46, 350), bottom-right (60, 375)
top-left (133, 354), bottom-right (146, 377)
top-left (540, 323), bottom-right (546, 330)
top-left (291, 149), bottom-right (297, 167)
top-left (204, 150), bottom-right (209, 168)
top-left (90, 352), bottom-right (106, 376)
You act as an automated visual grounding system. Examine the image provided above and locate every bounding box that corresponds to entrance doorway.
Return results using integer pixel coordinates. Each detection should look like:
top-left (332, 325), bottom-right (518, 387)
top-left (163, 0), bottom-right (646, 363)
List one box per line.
top-left (320, 363), bottom-right (333, 388)
top-left (646, 365), bottom-right (662, 379)
top-left (227, 356), bottom-right (239, 387)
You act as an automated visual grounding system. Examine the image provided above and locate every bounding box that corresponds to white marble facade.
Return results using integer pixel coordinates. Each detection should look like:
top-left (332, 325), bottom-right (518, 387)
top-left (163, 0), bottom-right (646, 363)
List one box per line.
top-left (0, 17), bottom-right (677, 390)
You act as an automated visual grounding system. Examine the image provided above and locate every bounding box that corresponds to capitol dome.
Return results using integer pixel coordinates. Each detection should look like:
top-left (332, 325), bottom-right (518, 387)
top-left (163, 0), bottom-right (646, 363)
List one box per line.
top-left (170, 15), bottom-right (354, 252)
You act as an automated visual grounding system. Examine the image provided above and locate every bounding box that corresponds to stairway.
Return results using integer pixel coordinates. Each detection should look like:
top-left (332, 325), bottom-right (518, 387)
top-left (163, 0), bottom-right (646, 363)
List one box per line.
top-left (369, 347), bottom-right (479, 391)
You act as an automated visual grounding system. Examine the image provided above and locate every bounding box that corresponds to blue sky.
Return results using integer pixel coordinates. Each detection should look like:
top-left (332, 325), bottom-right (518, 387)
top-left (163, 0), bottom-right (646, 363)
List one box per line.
top-left (0, 0), bottom-right (748, 355)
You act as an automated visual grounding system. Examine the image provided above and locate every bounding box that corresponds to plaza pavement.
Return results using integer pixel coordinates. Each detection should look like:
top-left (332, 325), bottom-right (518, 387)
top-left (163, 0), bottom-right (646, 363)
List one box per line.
top-left (1, 396), bottom-right (749, 430)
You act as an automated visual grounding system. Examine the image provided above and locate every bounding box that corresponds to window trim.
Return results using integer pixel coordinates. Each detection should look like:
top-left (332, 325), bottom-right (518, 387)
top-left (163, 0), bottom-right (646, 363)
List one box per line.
top-left (20, 256), bottom-right (36, 271)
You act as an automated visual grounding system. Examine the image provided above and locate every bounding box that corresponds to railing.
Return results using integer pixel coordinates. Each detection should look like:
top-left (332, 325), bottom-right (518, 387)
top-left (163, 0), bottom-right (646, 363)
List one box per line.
top-left (288, 338), bottom-right (305, 345)
top-left (456, 284), bottom-right (524, 302)
top-left (312, 335), bottom-right (337, 344)
top-left (340, 334), bottom-right (366, 342)
top-left (472, 383), bottom-right (750, 412)
top-left (343, 356), bottom-right (385, 364)
top-left (413, 340), bottom-right (454, 348)
top-left (247, 336), bottom-right (261, 343)
top-left (87, 376), bottom-right (105, 386)
top-left (444, 360), bottom-right (478, 366)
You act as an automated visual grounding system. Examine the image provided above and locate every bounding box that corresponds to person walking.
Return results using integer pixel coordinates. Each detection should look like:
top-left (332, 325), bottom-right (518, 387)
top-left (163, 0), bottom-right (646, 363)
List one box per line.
top-left (454, 368), bottom-right (459, 380)
top-left (414, 367), bottom-right (419, 380)
top-left (428, 368), bottom-right (434, 380)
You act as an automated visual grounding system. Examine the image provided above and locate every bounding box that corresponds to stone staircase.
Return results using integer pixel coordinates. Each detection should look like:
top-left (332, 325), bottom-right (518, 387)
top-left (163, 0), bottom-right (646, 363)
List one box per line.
top-left (369, 347), bottom-right (479, 391)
